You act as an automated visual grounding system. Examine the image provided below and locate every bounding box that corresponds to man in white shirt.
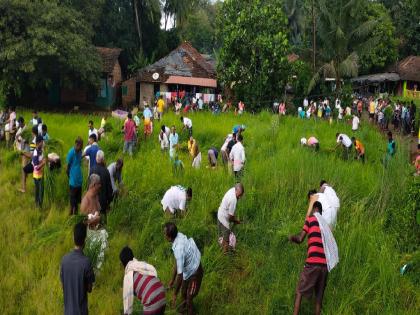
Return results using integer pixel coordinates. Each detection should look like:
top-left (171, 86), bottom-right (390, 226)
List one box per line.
top-left (180, 116), bottom-right (193, 137)
top-left (164, 222), bottom-right (203, 315)
top-left (229, 134), bottom-right (245, 177)
top-left (319, 180), bottom-right (340, 226)
top-left (306, 189), bottom-right (337, 229)
top-left (221, 134), bottom-right (233, 164)
top-left (31, 111), bottom-right (39, 126)
top-left (159, 126), bottom-right (169, 150)
top-left (161, 186), bottom-right (192, 215)
top-left (169, 126), bottom-right (179, 159)
top-left (335, 133), bottom-right (352, 160)
top-left (217, 183), bottom-right (244, 252)
top-left (352, 114), bottom-right (360, 131)
top-left (88, 120), bottom-right (98, 142)
top-left (107, 159), bottom-right (123, 197)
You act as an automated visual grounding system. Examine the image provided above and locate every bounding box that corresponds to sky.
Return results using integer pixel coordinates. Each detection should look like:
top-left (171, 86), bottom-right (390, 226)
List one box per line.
top-left (160, 0), bottom-right (221, 30)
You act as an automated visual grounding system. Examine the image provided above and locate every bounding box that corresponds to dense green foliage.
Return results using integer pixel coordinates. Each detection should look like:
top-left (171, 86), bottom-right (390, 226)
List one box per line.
top-left (217, 0), bottom-right (291, 106)
top-left (0, 111), bottom-right (419, 314)
top-left (307, 0), bottom-right (379, 93)
top-left (380, 0), bottom-right (420, 57)
top-left (358, 2), bottom-right (398, 74)
top-left (0, 0), bottom-right (101, 95)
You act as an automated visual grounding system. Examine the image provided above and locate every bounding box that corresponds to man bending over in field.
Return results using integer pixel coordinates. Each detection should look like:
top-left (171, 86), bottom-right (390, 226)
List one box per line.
top-left (164, 222), bottom-right (203, 315)
top-left (217, 183), bottom-right (244, 253)
top-left (80, 174), bottom-right (102, 229)
top-left (335, 133), bottom-right (352, 160)
top-left (289, 201), bottom-right (339, 315)
top-left (120, 246), bottom-right (166, 315)
top-left (161, 186), bottom-right (192, 216)
top-left (306, 188), bottom-right (338, 230)
top-left (300, 136), bottom-right (320, 151)
top-left (351, 137), bottom-right (365, 163)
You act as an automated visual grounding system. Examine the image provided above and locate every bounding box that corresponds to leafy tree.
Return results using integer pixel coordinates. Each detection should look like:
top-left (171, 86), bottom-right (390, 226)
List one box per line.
top-left (178, 1), bottom-right (221, 54)
top-left (217, 0), bottom-right (290, 108)
top-left (132, 0), bottom-right (161, 54)
top-left (308, 0), bottom-right (379, 93)
top-left (358, 2), bottom-right (397, 74)
top-left (383, 0), bottom-right (420, 57)
top-left (283, 0), bottom-right (307, 47)
top-left (0, 0), bottom-right (101, 97)
top-left (162, 0), bottom-right (201, 29)
top-left (60, 0), bottom-right (105, 29)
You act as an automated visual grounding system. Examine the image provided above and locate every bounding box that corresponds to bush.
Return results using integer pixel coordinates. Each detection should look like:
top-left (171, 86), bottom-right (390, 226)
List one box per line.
top-left (385, 178), bottom-right (420, 253)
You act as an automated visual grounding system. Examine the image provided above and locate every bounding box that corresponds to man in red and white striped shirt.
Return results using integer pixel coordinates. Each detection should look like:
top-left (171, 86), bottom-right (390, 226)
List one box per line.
top-left (120, 247), bottom-right (166, 315)
top-left (289, 201), bottom-right (328, 315)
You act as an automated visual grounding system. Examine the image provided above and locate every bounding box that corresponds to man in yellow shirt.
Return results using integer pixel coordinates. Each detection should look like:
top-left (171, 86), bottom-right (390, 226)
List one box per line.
top-left (352, 137), bottom-right (365, 163)
top-left (157, 96), bottom-right (165, 121)
top-left (187, 136), bottom-right (198, 158)
top-left (369, 99), bottom-right (375, 122)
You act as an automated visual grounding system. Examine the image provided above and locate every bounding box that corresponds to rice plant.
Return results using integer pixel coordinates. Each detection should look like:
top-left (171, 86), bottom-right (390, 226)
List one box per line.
top-left (0, 110), bottom-right (418, 314)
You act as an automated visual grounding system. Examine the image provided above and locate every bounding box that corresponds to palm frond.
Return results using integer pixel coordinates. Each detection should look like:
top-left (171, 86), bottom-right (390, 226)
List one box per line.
top-left (354, 36), bottom-right (380, 58)
top-left (338, 52), bottom-right (359, 78)
top-left (350, 19), bottom-right (378, 40)
top-left (307, 61), bottom-right (336, 93)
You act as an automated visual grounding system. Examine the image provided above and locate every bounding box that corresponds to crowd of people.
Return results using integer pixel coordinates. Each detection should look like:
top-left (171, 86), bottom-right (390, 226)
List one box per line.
top-left (0, 92), bottom-right (418, 315)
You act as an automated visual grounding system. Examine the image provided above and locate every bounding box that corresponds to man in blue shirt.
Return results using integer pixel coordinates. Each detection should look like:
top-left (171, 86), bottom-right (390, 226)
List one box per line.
top-left (67, 137), bottom-right (83, 215)
top-left (164, 222), bottom-right (203, 315)
top-left (83, 134), bottom-right (100, 175)
top-left (232, 124), bottom-right (245, 136)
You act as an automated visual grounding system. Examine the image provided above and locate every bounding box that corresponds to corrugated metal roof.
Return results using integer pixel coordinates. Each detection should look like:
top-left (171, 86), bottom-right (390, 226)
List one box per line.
top-left (137, 42), bottom-right (216, 83)
top-left (351, 72), bottom-right (400, 83)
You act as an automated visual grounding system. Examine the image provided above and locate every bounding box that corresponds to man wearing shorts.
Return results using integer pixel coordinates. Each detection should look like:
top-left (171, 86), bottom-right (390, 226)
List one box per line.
top-left (289, 201), bottom-right (329, 315)
top-left (19, 126), bottom-right (38, 193)
top-left (66, 137), bottom-right (83, 215)
top-left (217, 183), bottom-right (244, 253)
top-left (164, 222), bottom-right (203, 315)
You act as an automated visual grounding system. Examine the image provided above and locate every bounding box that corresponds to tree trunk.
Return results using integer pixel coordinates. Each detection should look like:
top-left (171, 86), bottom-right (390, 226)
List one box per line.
top-left (312, 0), bottom-right (316, 73)
top-left (133, 0), bottom-right (142, 53)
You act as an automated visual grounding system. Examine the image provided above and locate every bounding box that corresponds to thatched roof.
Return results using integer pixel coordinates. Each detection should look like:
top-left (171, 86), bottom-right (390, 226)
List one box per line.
top-left (96, 47), bottom-right (122, 73)
top-left (389, 56), bottom-right (420, 82)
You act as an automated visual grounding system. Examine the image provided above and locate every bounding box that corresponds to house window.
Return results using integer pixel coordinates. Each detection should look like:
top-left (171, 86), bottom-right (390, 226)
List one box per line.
top-left (98, 78), bottom-right (107, 98)
top-left (122, 85), bottom-right (128, 96)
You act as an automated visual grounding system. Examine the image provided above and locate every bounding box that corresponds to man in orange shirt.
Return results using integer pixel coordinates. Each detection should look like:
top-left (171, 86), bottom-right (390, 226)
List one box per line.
top-left (351, 137), bottom-right (365, 163)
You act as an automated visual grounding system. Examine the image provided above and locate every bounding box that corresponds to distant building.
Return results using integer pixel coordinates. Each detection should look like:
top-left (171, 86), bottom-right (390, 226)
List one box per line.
top-left (50, 47), bottom-right (123, 109)
top-left (352, 56), bottom-right (420, 99)
top-left (122, 42), bottom-right (217, 108)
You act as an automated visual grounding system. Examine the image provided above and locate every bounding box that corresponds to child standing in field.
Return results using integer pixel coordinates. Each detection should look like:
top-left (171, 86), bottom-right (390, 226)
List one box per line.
top-left (383, 131), bottom-right (396, 166)
top-left (32, 136), bottom-right (46, 208)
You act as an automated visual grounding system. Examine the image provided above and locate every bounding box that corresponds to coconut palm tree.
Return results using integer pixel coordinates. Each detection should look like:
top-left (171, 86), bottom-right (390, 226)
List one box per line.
top-left (307, 0), bottom-right (379, 93)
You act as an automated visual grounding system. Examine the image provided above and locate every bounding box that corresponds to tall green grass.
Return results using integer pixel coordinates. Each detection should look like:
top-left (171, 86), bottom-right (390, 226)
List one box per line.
top-left (0, 111), bottom-right (418, 314)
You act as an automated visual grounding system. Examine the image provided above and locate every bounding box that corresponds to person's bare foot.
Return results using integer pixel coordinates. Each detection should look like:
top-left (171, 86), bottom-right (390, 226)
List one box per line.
top-left (17, 188), bottom-right (25, 193)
